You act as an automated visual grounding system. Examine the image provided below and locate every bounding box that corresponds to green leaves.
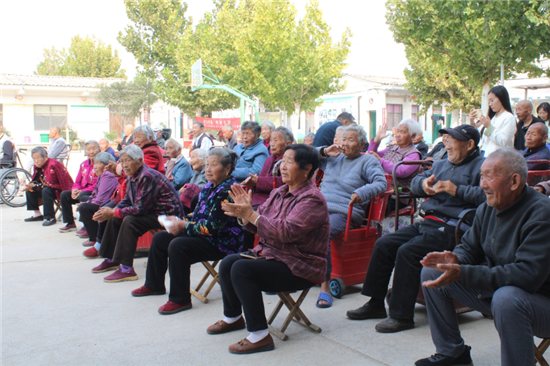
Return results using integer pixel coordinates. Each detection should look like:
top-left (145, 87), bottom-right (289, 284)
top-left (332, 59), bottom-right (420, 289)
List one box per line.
top-left (386, 0), bottom-right (550, 112)
top-left (35, 35), bottom-right (126, 78)
top-left (118, 0), bottom-right (350, 117)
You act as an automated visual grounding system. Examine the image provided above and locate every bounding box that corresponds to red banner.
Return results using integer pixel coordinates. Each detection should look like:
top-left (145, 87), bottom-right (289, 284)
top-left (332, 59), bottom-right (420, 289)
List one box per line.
top-left (195, 117), bottom-right (241, 131)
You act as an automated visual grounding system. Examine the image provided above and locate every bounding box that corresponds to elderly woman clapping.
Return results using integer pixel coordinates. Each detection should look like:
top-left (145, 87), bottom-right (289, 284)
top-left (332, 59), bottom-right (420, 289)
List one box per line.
top-left (131, 148), bottom-right (245, 315)
top-left (206, 144), bottom-right (330, 354)
top-left (232, 121), bottom-right (269, 183)
top-left (242, 126), bottom-right (294, 206)
top-left (179, 148), bottom-right (208, 214)
top-left (368, 119), bottom-right (422, 188)
top-left (58, 140), bottom-right (100, 233)
top-left (164, 138), bottom-right (192, 191)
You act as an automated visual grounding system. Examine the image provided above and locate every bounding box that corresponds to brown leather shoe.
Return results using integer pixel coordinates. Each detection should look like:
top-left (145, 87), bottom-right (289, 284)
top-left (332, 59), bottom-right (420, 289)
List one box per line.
top-left (228, 334), bottom-right (275, 354)
top-left (207, 317), bottom-right (246, 335)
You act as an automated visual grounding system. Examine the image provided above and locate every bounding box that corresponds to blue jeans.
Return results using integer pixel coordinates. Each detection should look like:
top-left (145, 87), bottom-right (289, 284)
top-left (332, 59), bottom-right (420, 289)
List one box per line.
top-left (421, 267), bottom-right (550, 366)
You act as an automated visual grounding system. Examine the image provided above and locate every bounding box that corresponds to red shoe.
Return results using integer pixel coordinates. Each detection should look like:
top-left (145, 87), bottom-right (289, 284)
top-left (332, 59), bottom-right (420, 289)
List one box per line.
top-left (104, 268), bottom-right (138, 283)
top-left (131, 285), bottom-right (166, 297)
top-left (91, 259), bottom-right (120, 273)
top-left (83, 247), bottom-right (99, 258)
top-left (75, 227), bottom-right (86, 236)
top-left (158, 301), bottom-right (192, 315)
top-left (59, 223), bottom-right (77, 233)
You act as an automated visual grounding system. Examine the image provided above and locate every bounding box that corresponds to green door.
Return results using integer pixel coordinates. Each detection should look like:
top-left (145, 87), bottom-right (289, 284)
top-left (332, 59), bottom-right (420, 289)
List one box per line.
top-left (446, 113), bottom-right (452, 128)
top-left (369, 111), bottom-right (377, 141)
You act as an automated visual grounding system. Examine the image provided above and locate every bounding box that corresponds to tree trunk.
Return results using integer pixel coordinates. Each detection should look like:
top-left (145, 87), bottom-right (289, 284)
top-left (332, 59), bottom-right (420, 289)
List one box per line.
top-left (294, 102), bottom-right (301, 132)
top-left (481, 82), bottom-right (491, 116)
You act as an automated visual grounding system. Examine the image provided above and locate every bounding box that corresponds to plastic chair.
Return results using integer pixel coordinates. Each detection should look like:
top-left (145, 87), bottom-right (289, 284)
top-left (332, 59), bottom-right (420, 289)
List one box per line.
top-left (527, 160), bottom-right (550, 187)
top-left (267, 288), bottom-right (321, 341)
top-left (536, 338), bottom-right (550, 366)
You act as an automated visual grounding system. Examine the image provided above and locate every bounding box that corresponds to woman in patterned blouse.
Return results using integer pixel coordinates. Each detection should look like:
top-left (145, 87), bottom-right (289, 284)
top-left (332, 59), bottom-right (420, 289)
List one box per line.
top-left (131, 147), bottom-right (245, 315)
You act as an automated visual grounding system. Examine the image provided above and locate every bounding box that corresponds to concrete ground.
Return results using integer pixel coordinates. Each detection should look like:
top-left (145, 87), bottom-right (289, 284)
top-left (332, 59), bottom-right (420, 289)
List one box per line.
top-left (2, 152), bottom-right (504, 365)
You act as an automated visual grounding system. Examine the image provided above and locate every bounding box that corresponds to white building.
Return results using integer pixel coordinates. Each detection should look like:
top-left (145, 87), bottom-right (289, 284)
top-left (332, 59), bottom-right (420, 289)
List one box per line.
top-left (0, 74), bottom-right (124, 145)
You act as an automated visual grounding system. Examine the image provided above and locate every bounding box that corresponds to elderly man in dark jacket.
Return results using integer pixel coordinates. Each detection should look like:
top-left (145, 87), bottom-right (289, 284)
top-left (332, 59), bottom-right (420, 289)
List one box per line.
top-left (416, 148), bottom-right (550, 366)
top-left (347, 125), bottom-right (486, 333)
top-left (520, 122), bottom-right (550, 170)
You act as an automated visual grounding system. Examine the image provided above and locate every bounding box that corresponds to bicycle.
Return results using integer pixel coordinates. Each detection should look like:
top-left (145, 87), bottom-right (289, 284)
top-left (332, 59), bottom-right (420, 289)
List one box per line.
top-left (0, 148), bottom-right (33, 207)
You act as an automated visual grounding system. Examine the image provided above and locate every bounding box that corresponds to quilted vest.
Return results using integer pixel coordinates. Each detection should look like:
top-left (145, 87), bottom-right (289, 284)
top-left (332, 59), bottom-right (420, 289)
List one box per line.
top-left (383, 143), bottom-right (421, 188)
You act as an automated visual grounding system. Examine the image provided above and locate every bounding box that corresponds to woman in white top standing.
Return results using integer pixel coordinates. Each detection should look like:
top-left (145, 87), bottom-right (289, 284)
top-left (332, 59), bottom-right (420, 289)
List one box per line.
top-left (470, 85), bottom-right (516, 157)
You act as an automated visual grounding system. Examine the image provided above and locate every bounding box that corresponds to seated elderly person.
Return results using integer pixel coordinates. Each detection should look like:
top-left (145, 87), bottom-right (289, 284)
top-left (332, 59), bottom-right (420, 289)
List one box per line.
top-left (153, 125), bottom-right (166, 149)
top-left (130, 148), bottom-right (245, 314)
top-left (22, 146), bottom-right (74, 226)
top-left (315, 125), bottom-right (387, 308)
top-left (164, 138), bottom-right (192, 190)
top-left (232, 121), bottom-right (269, 183)
top-left (90, 145), bottom-right (183, 283)
top-left (413, 131), bottom-right (429, 159)
top-left (207, 144), bottom-right (330, 354)
top-left (333, 126), bottom-right (345, 146)
top-left (78, 153), bottom-right (119, 249)
top-left (416, 149), bottom-right (550, 366)
top-left (242, 126), bottom-right (294, 207)
top-left (98, 138), bottom-right (118, 162)
top-left (303, 132), bottom-right (315, 146)
top-left (179, 148), bottom-right (208, 214)
top-left (132, 125), bottom-right (165, 174)
top-left (368, 119), bottom-right (422, 187)
top-left (58, 140), bottom-right (100, 233)
top-left (347, 125), bottom-right (486, 333)
top-left (520, 122), bottom-right (550, 170)
top-left (116, 123), bottom-right (134, 152)
top-left (261, 121), bottom-right (275, 154)
top-left (0, 133), bottom-right (15, 168)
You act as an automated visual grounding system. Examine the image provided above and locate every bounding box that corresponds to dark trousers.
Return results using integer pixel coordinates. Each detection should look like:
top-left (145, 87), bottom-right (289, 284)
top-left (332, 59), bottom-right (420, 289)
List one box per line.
top-left (220, 254), bottom-right (315, 332)
top-left (96, 200), bottom-right (116, 243)
top-left (422, 267), bottom-right (550, 366)
top-left (79, 202), bottom-right (100, 241)
top-left (26, 187), bottom-right (56, 220)
top-left (98, 213), bottom-right (162, 267)
top-left (60, 190), bottom-right (92, 224)
top-left (361, 219), bottom-right (456, 321)
top-left (144, 231), bottom-right (226, 305)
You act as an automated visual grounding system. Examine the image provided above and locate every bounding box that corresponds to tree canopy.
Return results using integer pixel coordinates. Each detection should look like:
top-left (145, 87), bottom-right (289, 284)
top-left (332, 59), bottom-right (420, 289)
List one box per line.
top-left (386, 0), bottom-right (550, 113)
top-left (118, 0), bottom-right (351, 118)
top-left (36, 35), bottom-right (126, 78)
top-left (96, 78), bottom-right (157, 128)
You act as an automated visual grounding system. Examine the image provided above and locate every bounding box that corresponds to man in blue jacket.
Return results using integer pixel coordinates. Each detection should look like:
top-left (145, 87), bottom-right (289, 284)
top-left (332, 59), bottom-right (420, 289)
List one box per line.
top-left (164, 138), bottom-right (192, 190)
top-left (416, 148), bottom-right (550, 366)
top-left (232, 121), bottom-right (268, 183)
top-left (347, 125), bottom-right (486, 333)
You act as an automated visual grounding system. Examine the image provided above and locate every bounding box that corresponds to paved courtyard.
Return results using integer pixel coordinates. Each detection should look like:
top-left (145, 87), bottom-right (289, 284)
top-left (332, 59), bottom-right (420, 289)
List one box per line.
top-left (1, 151), bottom-right (506, 365)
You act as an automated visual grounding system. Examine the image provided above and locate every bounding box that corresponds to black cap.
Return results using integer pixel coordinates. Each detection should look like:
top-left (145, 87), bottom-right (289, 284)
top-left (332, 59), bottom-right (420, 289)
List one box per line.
top-left (439, 124), bottom-right (480, 146)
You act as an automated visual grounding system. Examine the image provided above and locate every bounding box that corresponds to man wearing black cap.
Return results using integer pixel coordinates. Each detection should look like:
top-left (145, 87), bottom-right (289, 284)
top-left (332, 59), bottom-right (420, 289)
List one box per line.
top-left (347, 124), bottom-right (486, 333)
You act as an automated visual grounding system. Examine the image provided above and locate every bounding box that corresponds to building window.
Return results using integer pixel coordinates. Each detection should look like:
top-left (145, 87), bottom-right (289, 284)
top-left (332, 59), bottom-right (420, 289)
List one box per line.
top-left (386, 104), bottom-right (402, 128)
top-left (411, 105), bottom-right (419, 122)
top-left (34, 105), bottom-right (67, 130)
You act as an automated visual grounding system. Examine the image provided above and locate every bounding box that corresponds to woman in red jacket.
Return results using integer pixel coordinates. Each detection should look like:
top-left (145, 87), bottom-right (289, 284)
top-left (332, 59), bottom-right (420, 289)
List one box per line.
top-left (23, 146), bottom-right (74, 226)
top-left (133, 125), bottom-right (165, 174)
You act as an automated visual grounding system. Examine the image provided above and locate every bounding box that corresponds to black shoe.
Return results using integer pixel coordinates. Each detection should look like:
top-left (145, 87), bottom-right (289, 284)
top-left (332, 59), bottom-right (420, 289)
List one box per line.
top-left (375, 317), bottom-right (415, 333)
top-left (24, 215), bottom-right (44, 222)
top-left (346, 302), bottom-right (387, 320)
top-left (42, 218), bottom-right (56, 227)
top-left (415, 345), bottom-right (472, 366)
